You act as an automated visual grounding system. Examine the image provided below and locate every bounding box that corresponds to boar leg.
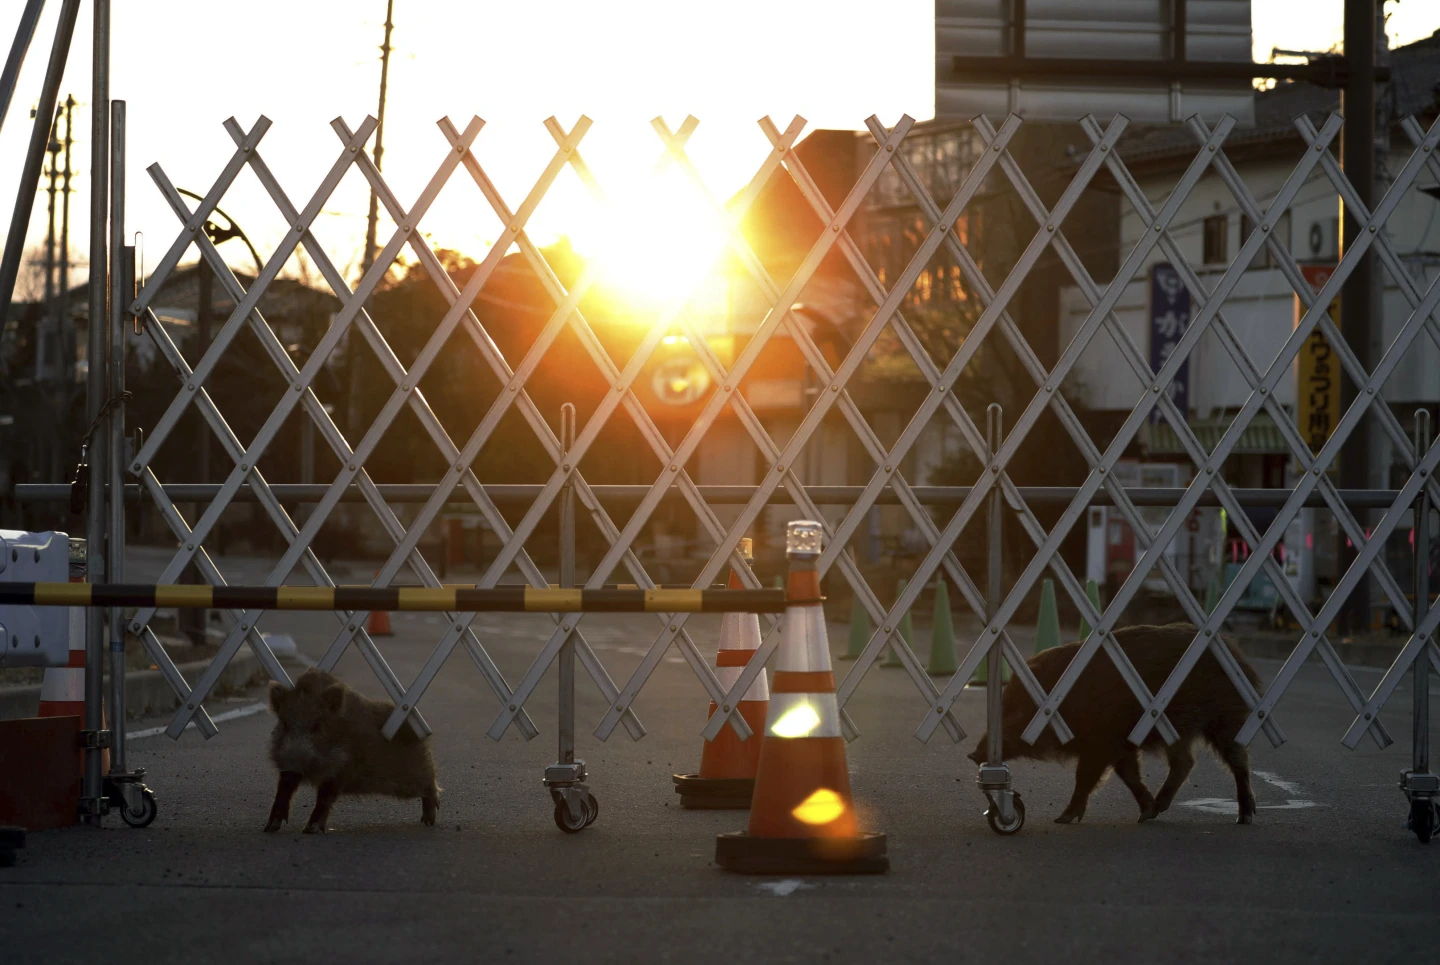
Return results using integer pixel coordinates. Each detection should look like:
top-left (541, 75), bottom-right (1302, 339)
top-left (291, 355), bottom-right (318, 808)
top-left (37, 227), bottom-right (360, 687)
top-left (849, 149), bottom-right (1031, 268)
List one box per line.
top-left (1214, 741), bottom-right (1256, 825)
top-left (264, 771), bottom-right (303, 833)
top-left (1113, 751), bottom-right (1158, 822)
top-left (1153, 742), bottom-right (1197, 815)
top-left (421, 785), bottom-right (439, 826)
top-left (1055, 754), bottom-right (1109, 824)
top-left (302, 779), bottom-right (341, 834)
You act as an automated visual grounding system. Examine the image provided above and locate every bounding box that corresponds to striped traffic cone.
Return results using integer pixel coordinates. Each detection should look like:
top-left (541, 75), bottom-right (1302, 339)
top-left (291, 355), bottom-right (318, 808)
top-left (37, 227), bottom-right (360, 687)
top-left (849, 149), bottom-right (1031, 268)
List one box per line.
top-left (37, 538), bottom-right (108, 776)
top-left (673, 540), bottom-right (769, 809)
top-left (365, 570), bottom-right (393, 637)
top-left (1035, 579), bottom-right (1062, 652)
top-left (840, 592), bottom-right (869, 660)
top-left (926, 580), bottom-right (958, 675)
top-left (715, 520), bottom-right (888, 874)
top-left (882, 578), bottom-right (912, 667)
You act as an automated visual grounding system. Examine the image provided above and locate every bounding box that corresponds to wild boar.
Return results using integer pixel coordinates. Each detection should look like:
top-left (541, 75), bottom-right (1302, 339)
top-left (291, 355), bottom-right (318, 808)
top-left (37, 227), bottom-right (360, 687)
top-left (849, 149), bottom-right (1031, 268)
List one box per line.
top-left (264, 668), bottom-right (440, 834)
top-left (967, 623), bottom-right (1259, 825)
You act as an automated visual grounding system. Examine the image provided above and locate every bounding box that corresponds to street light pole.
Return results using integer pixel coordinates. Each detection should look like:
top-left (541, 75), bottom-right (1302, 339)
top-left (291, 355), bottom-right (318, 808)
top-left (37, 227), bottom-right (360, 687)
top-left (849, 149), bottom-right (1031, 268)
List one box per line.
top-left (1337, 0), bottom-right (1379, 635)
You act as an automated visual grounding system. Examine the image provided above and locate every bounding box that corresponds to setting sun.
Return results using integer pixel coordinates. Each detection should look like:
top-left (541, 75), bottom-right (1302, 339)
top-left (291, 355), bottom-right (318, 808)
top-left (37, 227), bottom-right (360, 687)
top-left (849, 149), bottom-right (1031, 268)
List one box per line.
top-left (562, 159), bottom-right (733, 309)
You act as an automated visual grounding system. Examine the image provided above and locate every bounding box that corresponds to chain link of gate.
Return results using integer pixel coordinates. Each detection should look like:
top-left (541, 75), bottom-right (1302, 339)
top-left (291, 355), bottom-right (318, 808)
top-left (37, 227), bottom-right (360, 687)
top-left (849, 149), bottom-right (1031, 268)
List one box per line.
top-left (118, 106), bottom-right (1440, 826)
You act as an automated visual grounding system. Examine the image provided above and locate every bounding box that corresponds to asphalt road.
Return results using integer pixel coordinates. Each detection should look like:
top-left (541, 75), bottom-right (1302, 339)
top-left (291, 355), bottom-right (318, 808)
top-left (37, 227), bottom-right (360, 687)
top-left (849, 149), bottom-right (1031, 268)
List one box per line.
top-left (3, 557), bottom-right (1437, 964)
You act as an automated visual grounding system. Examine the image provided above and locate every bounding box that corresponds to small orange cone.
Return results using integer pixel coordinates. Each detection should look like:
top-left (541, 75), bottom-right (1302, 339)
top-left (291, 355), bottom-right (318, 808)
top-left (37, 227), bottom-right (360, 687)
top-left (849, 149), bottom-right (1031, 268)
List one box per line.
top-left (673, 538), bottom-right (768, 809)
top-left (366, 570), bottom-right (393, 636)
top-left (715, 521), bottom-right (888, 874)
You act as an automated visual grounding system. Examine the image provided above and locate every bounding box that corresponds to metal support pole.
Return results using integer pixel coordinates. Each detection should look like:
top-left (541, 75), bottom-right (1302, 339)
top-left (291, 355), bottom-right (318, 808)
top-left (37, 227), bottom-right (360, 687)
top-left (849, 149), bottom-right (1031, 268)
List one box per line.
top-left (0, 0), bottom-right (80, 324)
top-left (106, 100), bottom-right (126, 777)
top-left (978, 403), bottom-right (1022, 834)
top-left (1402, 410), bottom-right (1438, 840)
top-left (986, 404), bottom-right (1004, 766)
top-left (0, 0), bottom-right (47, 135)
top-left (1338, 0), bottom-right (1377, 635)
top-left (81, 0), bottom-right (109, 826)
top-left (558, 403), bottom-right (576, 768)
top-left (543, 403), bottom-right (594, 831)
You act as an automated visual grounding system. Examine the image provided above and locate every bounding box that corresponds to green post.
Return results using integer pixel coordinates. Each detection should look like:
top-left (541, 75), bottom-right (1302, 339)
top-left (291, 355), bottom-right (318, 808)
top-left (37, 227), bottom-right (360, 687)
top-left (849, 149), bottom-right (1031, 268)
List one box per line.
top-left (926, 580), bottom-right (958, 675)
top-left (1078, 578), bottom-right (1102, 640)
top-left (841, 591), bottom-right (869, 660)
top-left (1035, 578), bottom-right (1061, 652)
top-left (883, 578), bottom-right (911, 667)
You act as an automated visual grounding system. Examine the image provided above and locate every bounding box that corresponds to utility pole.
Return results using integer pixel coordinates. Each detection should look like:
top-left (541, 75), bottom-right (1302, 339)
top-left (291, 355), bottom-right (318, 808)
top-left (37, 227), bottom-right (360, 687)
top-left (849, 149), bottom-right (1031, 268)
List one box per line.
top-left (59, 94), bottom-right (74, 404)
top-left (40, 103), bottom-right (58, 384)
top-left (347, 0), bottom-right (395, 450)
top-left (362, 0), bottom-right (395, 280)
top-left (1337, 0), bottom-right (1379, 636)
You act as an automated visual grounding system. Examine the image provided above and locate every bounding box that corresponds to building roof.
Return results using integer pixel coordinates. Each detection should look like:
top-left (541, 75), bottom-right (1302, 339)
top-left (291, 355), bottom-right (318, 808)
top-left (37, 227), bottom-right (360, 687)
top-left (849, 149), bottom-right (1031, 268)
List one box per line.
top-left (1115, 30), bottom-right (1440, 170)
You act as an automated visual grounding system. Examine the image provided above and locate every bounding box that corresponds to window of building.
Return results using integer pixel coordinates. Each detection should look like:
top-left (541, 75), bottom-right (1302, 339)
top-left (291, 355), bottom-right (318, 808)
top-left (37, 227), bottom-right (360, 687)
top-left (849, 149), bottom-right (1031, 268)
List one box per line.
top-left (1241, 211), bottom-right (1291, 269)
top-left (1202, 214), bottom-right (1228, 265)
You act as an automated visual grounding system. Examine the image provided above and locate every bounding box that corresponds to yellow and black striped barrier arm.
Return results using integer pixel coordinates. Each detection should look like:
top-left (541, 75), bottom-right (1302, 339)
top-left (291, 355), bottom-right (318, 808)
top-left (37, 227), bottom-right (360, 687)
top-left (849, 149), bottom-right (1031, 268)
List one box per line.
top-left (0, 583), bottom-right (789, 614)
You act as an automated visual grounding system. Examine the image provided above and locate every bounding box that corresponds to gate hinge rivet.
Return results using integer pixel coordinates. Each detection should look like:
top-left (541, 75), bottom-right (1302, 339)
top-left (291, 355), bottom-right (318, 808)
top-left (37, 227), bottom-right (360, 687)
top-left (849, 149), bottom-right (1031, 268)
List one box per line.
top-left (1046, 224), bottom-right (1054, 232)
top-left (509, 704), bottom-right (516, 711)
top-left (1259, 387), bottom-right (1267, 394)
top-left (1151, 709), bottom-right (1158, 716)
top-left (1258, 710), bottom-right (1266, 719)
top-left (722, 705), bottom-right (730, 712)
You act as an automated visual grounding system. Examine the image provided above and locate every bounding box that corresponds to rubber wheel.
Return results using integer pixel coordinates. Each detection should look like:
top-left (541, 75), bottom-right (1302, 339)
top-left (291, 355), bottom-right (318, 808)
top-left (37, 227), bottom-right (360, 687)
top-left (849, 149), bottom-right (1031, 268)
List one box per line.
top-left (554, 798), bottom-right (587, 834)
top-left (121, 789), bottom-right (157, 829)
top-left (582, 793), bottom-right (599, 828)
top-left (1411, 799), bottom-right (1436, 844)
top-left (986, 793), bottom-right (1025, 836)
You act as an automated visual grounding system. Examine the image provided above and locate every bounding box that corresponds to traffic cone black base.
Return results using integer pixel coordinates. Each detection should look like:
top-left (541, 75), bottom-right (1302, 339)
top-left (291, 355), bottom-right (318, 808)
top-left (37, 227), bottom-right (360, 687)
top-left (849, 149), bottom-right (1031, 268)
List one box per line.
top-left (714, 831), bottom-right (888, 874)
top-left (671, 774), bottom-right (755, 809)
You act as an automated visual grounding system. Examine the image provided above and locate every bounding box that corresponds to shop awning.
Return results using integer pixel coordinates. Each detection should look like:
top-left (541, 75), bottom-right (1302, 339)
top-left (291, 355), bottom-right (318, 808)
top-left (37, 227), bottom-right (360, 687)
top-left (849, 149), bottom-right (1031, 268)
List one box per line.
top-left (1147, 411), bottom-right (1291, 455)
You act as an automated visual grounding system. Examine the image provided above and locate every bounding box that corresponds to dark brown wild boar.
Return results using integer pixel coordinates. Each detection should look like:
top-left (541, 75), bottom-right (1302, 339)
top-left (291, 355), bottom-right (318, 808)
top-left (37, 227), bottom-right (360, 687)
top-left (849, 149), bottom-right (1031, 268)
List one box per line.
top-left (264, 668), bottom-right (440, 834)
top-left (967, 623), bottom-right (1259, 825)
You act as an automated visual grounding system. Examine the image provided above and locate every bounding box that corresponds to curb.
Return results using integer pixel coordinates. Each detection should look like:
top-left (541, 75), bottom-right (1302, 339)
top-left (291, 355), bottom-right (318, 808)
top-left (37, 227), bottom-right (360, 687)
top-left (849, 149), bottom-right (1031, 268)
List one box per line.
top-left (0, 651), bottom-right (265, 722)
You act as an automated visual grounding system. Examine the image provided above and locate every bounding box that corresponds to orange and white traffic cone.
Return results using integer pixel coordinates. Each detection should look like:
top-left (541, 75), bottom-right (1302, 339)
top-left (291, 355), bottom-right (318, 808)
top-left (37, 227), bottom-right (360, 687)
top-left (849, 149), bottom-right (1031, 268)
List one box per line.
top-left (366, 570), bottom-right (393, 636)
top-left (715, 521), bottom-right (888, 874)
top-left (673, 538), bottom-right (769, 809)
top-left (37, 538), bottom-right (108, 778)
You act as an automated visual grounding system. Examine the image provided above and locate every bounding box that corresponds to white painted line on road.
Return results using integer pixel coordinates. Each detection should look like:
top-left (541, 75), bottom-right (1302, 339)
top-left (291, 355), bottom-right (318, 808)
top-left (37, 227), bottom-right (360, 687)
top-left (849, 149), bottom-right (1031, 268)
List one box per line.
top-left (755, 879), bottom-right (813, 897)
top-left (126, 702), bottom-right (268, 741)
top-left (1179, 769), bottom-right (1321, 814)
top-left (1178, 797), bottom-right (1320, 815)
top-left (1255, 770), bottom-right (1303, 795)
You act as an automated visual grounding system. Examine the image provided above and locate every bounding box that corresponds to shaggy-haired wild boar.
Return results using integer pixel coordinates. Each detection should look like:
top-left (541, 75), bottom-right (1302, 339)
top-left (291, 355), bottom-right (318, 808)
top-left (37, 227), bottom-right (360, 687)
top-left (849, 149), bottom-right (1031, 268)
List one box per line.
top-left (264, 668), bottom-right (440, 834)
top-left (967, 623), bottom-right (1260, 825)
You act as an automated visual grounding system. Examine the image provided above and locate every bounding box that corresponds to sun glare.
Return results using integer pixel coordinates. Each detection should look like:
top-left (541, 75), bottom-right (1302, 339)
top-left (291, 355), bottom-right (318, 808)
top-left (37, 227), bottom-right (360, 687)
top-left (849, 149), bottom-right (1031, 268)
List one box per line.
top-left (791, 788), bottom-right (846, 826)
top-left (563, 166), bottom-right (732, 309)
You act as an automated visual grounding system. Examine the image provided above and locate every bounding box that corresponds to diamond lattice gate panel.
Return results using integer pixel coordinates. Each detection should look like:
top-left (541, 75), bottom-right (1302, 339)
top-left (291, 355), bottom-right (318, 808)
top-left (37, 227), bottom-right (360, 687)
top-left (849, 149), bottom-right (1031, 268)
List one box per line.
top-left (119, 107), bottom-right (1440, 808)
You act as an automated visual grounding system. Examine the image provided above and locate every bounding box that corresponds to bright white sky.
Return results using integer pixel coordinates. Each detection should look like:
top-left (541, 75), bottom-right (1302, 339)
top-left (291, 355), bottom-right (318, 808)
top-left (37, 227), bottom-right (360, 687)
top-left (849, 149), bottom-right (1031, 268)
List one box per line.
top-left (1, 0), bottom-right (1436, 293)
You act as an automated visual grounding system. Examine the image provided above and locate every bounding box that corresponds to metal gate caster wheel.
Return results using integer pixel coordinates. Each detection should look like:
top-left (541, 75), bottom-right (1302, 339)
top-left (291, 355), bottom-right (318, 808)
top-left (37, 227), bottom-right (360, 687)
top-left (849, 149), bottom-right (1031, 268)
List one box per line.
top-left (1408, 799), bottom-right (1437, 844)
top-left (120, 789), bottom-right (157, 829)
top-left (986, 793), bottom-right (1025, 835)
top-left (553, 793), bottom-right (598, 833)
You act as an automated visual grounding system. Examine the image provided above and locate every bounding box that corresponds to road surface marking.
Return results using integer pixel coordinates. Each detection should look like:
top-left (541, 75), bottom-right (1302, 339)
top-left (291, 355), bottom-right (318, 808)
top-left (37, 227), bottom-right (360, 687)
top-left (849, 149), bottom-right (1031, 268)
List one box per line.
top-left (1179, 769), bottom-right (1320, 813)
top-left (755, 879), bottom-right (812, 896)
top-left (1255, 770), bottom-right (1303, 794)
top-left (127, 702), bottom-right (268, 740)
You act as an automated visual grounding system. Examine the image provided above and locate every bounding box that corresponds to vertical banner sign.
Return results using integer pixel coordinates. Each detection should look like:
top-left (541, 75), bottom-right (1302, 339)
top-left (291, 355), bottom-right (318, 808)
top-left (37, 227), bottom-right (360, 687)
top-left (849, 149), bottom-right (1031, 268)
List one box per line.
top-left (1148, 264), bottom-right (1191, 424)
top-left (1295, 264), bottom-right (1340, 455)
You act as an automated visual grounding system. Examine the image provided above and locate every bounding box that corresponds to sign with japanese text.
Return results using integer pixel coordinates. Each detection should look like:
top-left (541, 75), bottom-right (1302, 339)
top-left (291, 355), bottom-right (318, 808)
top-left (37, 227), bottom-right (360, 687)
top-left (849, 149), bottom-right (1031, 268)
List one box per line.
top-left (1295, 264), bottom-right (1340, 455)
top-left (1148, 264), bottom-right (1191, 424)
